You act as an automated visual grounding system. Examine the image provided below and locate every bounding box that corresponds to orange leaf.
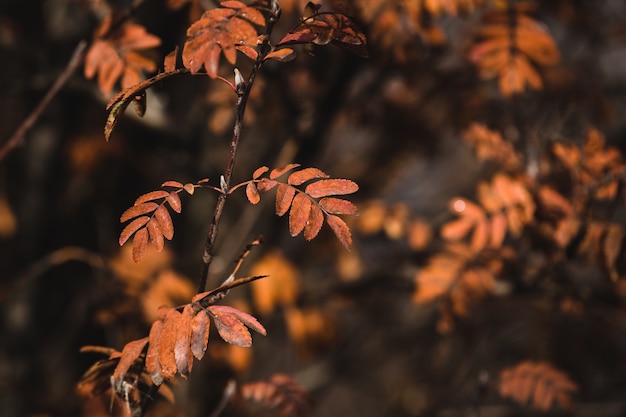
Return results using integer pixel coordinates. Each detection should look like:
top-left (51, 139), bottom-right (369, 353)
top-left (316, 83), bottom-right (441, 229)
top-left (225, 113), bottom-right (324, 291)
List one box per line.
top-left (326, 214), bottom-right (353, 251)
top-left (146, 319), bottom-right (164, 385)
top-left (470, 219), bottom-right (488, 253)
top-left (275, 184), bottom-right (296, 217)
top-left (190, 311), bottom-right (211, 360)
top-left (489, 212), bottom-right (507, 248)
top-left (183, 183), bottom-right (195, 195)
top-left (305, 179), bottom-right (358, 198)
top-left (111, 337), bottom-right (149, 391)
top-left (319, 197), bottom-right (359, 216)
top-left (162, 180), bottom-right (184, 188)
top-left (166, 192), bottom-right (182, 213)
top-left (135, 190), bottom-right (169, 205)
top-left (164, 48), bottom-right (177, 72)
top-left (120, 202), bottom-right (158, 223)
top-left (246, 182), bottom-right (261, 204)
top-left (158, 309), bottom-right (181, 379)
top-left (120, 215), bottom-right (147, 247)
top-left (270, 163), bottom-right (301, 179)
top-left (287, 167), bottom-right (329, 185)
top-left (210, 305), bottom-right (266, 336)
top-left (257, 178), bottom-right (277, 192)
top-left (265, 47), bottom-right (296, 62)
top-left (304, 204), bottom-right (324, 241)
top-left (441, 217), bottom-right (474, 241)
top-left (604, 224), bottom-right (624, 275)
top-left (252, 166), bottom-right (269, 179)
top-left (175, 305), bottom-right (194, 378)
top-left (208, 307), bottom-right (251, 347)
top-left (154, 205), bottom-right (174, 240)
top-left (147, 218), bottom-right (165, 252)
top-left (289, 193), bottom-right (312, 237)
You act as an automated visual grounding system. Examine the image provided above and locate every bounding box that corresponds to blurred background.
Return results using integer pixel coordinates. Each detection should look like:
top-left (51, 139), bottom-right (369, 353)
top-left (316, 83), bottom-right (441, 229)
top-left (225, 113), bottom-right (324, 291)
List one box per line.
top-left (1, 0), bottom-right (626, 416)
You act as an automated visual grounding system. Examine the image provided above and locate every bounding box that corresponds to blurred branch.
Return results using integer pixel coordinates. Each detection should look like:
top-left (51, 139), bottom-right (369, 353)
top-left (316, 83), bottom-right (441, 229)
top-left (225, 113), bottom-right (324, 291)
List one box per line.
top-left (0, 40), bottom-right (88, 162)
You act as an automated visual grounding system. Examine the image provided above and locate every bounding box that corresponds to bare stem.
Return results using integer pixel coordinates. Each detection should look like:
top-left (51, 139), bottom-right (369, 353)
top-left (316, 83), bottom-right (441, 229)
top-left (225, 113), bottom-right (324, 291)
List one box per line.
top-left (197, 4), bottom-right (281, 293)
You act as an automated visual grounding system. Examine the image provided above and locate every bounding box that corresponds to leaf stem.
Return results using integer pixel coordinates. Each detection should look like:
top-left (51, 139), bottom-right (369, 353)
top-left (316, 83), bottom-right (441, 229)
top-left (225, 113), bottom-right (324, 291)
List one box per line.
top-left (197, 4), bottom-right (281, 293)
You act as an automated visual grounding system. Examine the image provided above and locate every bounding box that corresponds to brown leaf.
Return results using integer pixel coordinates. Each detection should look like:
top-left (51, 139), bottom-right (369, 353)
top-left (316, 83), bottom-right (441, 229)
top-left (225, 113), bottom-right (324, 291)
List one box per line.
top-left (287, 167), bottom-right (329, 185)
top-left (119, 216), bottom-right (150, 246)
top-left (175, 305), bottom-right (194, 378)
top-left (162, 180), bottom-right (184, 188)
top-left (210, 305), bottom-right (266, 335)
top-left (470, 218), bottom-right (489, 253)
top-left (257, 178), bottom-right (278, 192)
top-left (304, 204), bottom-right (324, 241)
top-left (146, 320), bottom-right (164, 385)
top-left (270, 163), bottom-right (301, 179)
top-left (489, 212), bottom-right (507, 248)
top-left (132, 227), bottom-right (149, 263)
top-left (441, 217), bottom-right (474, 241)
top-left (183, 183), bottom-right (195, 195)
top-left (135, 190), bottom-right (169, 205)
top-left (111, 337), bottom-right (149, 391)
top-left (208, 307), bottom-right (252, 347)
top-left (154, 205), bottom-right (174, 240)
top-left (319, 197), bottom-right (359, 216)
top-left (326, 214), bottom-right (353, 251)
top-left (252, 166), bottom-right (269, 179)
top-left (305, 179), bottom-right (359, 198)
top-left (604, 224), bottom-right (624, 277)
top-left (275, 184), bottom-right (296, 217)
top-left (164, 47), bottom-right (177, 72)
top-left (289, 193), bottom-right (312, 237)
top-left (166, 192), bottom-right (182, 213)
top-left (190, 311), bottom-right (211, 360)
top-left (158, 309), bottom-right (181, 379)
top-left (246, 182), bottom-right (261, 204)
top-left (146, 218), bottom-right (165, 252)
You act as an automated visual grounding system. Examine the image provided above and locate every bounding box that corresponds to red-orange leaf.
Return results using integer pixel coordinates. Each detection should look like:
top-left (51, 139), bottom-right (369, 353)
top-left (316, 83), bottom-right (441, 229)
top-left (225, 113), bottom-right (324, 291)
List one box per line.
top-left (304, 205), bottom-right (324, 240)
top-left (135, 190), bottom-right (169, 205)
top-left (119, 216), bottom-right (150, 246)
top-left (120, 202), bottom-right (158, 223)
top-left (270, 163), bottom-right (301, 179)
top-left (158, 309), bottom-right (181, 379)
top-left (184, 183), bottom-right (195, 195)
top-left (146, 320), bottom-right (164, 385)
top-left (190, 311), bottom-right (210, 360)
top-left (287, 167), bottom-right (329, 185)
top-left (289, 193), bottom-right (312, 237)
top-left (265, 47), bottom-right (296, 62)
top-left (209, 308), bottom-right (252, 347)
top-left (162, 180), bottom-right (184, 188)
top-left (166, 192), bottom-right (182, 213)
top-left (252, 166), bottom-right (269, 179)
top-left (305, 179), bottom-right (358, 198)
top-left (275, 184), bottom-right (296, 217)
top-left (154, 205), bottom-right (174, 240)
top-left (175, 305), bottom-right (194, 378)
top-left (209, 305), bottom-right (266, 335)
top-left (111, 337), bottom-right (149, 391)
top-left (326, 214), bottom-right (353, 251)
top-left (246, 182), bottom-right (261, 204)
top-left (257, 178), bottom-right (277, 192)
top-left (146, 218), bottom-right (165, 252)
top-left (319, 197), bottom-right (358, 215)
top-left (132, 227), bottom-right (149, 262)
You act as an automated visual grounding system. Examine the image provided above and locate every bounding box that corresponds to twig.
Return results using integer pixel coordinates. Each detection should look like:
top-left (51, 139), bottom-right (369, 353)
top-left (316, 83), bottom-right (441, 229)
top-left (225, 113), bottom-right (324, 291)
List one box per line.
top-left (0, 40), bottom-right (88, 161)
top-left (197, 1), bottom-right (281, 293)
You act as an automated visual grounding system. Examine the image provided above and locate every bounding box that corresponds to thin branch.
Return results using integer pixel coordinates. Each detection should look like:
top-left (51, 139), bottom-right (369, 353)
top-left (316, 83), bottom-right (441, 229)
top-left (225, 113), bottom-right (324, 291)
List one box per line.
top-left (0, 40), bottom-right (88, 161)
top-left (197, 2), bottom-right (281, 293)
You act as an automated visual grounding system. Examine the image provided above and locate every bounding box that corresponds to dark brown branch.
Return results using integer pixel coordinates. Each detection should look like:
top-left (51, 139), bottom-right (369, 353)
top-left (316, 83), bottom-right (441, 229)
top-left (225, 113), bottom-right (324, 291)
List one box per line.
top-left (0, 41), bottom-right (88, 161)
top-left (197, 2), bottom-right (281, 293)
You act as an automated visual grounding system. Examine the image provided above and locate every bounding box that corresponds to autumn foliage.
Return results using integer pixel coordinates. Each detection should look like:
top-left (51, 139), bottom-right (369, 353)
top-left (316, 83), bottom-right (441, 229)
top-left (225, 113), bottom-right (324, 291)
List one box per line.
top-left (4, 0), bottom-right (626, 416)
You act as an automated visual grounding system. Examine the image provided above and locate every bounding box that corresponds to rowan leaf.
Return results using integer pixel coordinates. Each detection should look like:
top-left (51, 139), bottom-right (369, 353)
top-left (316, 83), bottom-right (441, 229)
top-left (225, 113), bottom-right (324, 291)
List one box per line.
top-left (441, 217), bottom-right (475, 241)
top-left (184, 183), bottom-right (195, 195)
top-left (166, 192), bottom-right (182, 213)
top-left (252, 166), bottom-right (269, 179)
top-left (182, 3), bottom-right (265, 78)
top-left (190, 311), bottom-right (211, 360)
top-left (111, 337), bottom-right (149, 391)
top-left (135, 190), bottom-right (170, 205)
top-left (270, 163), bottom-right (301, 179)
top-left (146, 218), bottom-right (165, 252)
top-left (154, 205), bottom-right (174, 240)
top-left (257, 178), bottom-right (278, 192)
top-left (209, 305), bottom-right (266, 336)
top-left (208, 307), bottom-right (251, 347)
top-left (246, 182), bottom-right (261, 204)
top-left (119, 216), bottom-right (150, 246)
top-left (288, 167), bottom-right (329, 185)
top-left (304, 204), bottom-right (324, 241)
top-left (275, 184), bottom-right (296, 217)
top-left (319, 197), bottom-right (359, 216)
top-left (175, 305), bottom-right (194, 378)
top-left (305, 179), bottom-right (358, 198)
top-left (120, 202), bottom-right (158, 223)
top-left (158, 309), bottom-right (181, 380)
top-left (265, 47), bottom-right (296, 62)
top-left (326, 214), bottom-right (353, 251)
top-left (489, 212), bottom-right (508, 249)
top-left (289, 193), bottom-right (312, 237)
top-left (146, 319), bottom-right (164, 385)
top-left (164, 48), bottom-right (177, 72)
